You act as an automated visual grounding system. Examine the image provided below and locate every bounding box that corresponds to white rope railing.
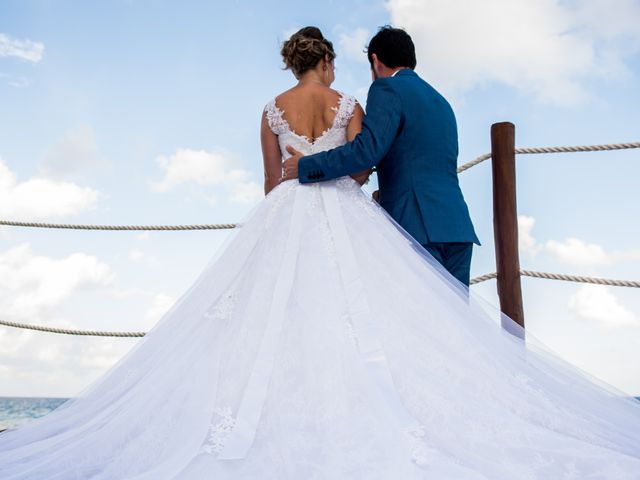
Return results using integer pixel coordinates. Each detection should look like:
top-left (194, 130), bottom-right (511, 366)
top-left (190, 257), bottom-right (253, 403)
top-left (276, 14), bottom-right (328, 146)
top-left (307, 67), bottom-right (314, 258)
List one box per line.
top-left (0, 141), bottom-right (637, 337)
top-left (515, 142), bottom-right (640, 155)
top-left (457, 153), bottom-right (492, 173)
top-left (471, 270), bottom-right (640, 288)
top-left (1, 270), bottom-right (635, 338)
top-left (0, 220), bottom-right (238, 231)
top-left (469, 272), bottom-right (498, 284)
top-left (457, 141), bottom-right (640, 173)
top-left (520, 270), bottom-right (640, 288)
top-left (0, 318), bottom-right (145, 337)
top-left (0, 141), bottom-right (636, 231)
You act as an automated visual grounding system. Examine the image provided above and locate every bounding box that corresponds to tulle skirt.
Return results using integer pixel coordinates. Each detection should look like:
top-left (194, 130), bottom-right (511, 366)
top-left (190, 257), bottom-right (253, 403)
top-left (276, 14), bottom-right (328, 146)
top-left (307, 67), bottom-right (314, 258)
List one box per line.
top-left (1, 177), bottom-right (640, 479)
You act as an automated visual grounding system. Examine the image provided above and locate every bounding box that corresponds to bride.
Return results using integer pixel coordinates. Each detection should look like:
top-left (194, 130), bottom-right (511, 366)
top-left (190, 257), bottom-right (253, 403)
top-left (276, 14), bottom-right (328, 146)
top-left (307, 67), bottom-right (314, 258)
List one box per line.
top-left (1, 26), bottom-right (640, 480)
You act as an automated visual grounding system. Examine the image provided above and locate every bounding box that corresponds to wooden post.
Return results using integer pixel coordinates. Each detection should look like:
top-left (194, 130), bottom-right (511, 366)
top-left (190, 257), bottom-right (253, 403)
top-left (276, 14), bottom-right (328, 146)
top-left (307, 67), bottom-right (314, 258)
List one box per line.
top-left (491, 122), bottom-right (525, 329)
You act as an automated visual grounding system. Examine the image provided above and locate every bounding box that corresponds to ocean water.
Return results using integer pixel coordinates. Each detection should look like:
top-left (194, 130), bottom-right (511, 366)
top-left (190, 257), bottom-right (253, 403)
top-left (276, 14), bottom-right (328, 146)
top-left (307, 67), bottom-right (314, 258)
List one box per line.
top-left (2, 396), bottom-right (639, 433)
top-left (0, 397), bottom-right (70, 430)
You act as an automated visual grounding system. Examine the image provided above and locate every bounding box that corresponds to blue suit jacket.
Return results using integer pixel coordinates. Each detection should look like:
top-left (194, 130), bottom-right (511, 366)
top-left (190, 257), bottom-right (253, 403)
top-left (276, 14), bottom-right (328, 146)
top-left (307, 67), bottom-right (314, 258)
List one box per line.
top-left (299, 69), bottom-right (480, 246)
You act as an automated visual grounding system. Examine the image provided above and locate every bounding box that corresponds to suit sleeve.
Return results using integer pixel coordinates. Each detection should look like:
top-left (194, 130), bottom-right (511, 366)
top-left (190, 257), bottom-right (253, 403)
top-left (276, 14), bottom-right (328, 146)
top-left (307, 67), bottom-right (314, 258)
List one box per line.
top-left (298, 80), bottom-right (402, 183)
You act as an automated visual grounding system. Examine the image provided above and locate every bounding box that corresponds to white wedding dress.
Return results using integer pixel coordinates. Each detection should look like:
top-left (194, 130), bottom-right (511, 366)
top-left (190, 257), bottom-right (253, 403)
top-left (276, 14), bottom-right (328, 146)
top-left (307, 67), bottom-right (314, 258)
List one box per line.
top-left (2, 93), bottom-right (640, 479)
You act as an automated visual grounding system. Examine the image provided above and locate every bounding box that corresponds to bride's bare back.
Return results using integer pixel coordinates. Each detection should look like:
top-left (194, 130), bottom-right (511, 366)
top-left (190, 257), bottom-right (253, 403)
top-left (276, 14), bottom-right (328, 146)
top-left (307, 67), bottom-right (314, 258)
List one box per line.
top-left (275, 84), bottom-right (344, 143)
top-left (261, 83), bottom-right (365, 194)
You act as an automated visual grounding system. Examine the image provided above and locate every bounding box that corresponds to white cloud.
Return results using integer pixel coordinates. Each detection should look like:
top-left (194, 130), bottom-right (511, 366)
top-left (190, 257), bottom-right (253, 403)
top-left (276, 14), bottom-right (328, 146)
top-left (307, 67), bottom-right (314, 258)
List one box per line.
top-left (0, 323), bottom-right (137, 398)
top-left (614, 250), bottom-right (640, 262)
top-left (152, 148), bottom-right (262, 204)
top-left (545, 238), bottom-right (611, 267)
top-left (78, 340), bottom-right (133, 369)
top-left (516, 215), bottom-right (618, 267)
top-left (227, 173), bottom-right (263, 203)
top-left (0, 158), bottom-right (100, 219)
top-left (0, 329), bottom-right (33, 356)
top-left (0, 244), bottom-right (153, 397)
top-left (40, 124), bottom-right (109, 180)
top-left (144, 293), bottom-right (176, 326)
top-left (518, 215), bottom-right (541, 255)
top-left (568, 284), bottom-right (638, 328)
top-left (386, 0), bottom-right (640, 104)
top-left (128, 248), bottom-right (145, 262)
top-left (0, 33), bottom-right (44, 63)
top-left (128, 248), bottom-right (160, 268)
top-left (338, 28), bottom-right (370, 63)
top-left (0, 243), bottom-right (115, 321)
top-left (574, 0), bottom-right (640, 78)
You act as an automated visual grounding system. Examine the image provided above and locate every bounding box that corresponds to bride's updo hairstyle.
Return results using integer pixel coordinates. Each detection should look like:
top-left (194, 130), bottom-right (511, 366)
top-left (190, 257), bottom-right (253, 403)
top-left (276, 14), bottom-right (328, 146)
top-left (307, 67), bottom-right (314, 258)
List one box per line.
top-left (281, 27), bottom-right (336, 77)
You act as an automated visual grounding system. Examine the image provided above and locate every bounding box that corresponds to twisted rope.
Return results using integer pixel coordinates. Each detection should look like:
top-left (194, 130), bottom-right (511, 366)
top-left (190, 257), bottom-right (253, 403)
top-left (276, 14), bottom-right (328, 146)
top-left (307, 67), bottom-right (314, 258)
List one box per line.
top-left (457, 153), bottom-right (492, 173)
top-left (471, 270), bottom-right (640, 288)
top-left (520, 270), bottom-right (640, 288)
top-left (0, 220), bottom-right (238, 231)
top-left (0, 319), bottom-right (145, 337)
top-left (469, 272), bottom-right (498, 285)
top-left (457, 141), bottom-right (640, 173)
top-left (1, 270), bottom-right (637, 337)
top-left (515, 142), bottom-right (640, 155)
top-left (0, 142), bottom-right (636, 230)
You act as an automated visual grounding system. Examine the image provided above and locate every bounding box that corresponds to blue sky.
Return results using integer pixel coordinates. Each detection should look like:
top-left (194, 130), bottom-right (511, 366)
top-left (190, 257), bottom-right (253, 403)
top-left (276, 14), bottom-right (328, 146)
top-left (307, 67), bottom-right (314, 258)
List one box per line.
top-left (1, 0), bottom-right (639, 398)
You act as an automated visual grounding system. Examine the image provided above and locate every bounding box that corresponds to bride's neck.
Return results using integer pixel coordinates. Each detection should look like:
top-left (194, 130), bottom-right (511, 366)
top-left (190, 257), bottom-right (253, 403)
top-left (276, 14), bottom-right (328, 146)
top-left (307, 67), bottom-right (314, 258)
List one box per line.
top-left (297, 71), bottom-right (325, 87)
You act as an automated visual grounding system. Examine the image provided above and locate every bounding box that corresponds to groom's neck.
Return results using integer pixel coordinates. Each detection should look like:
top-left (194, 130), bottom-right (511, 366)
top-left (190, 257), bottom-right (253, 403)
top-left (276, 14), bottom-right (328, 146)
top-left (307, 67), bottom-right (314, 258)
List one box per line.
top-left (390, 67), bottom-right (409, 77)
top-left (377, 66), bottom-right (411, 79)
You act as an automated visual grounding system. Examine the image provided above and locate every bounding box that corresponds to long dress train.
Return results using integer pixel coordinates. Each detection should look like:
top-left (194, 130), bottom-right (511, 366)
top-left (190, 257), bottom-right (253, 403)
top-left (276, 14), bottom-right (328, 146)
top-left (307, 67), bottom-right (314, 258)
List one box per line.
top-left (1, 93), bottom-right (640, 479)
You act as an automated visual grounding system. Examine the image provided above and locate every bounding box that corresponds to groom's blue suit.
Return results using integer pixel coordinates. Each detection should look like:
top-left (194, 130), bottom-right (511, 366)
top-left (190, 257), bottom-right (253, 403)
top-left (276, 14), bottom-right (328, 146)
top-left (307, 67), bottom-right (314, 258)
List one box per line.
top-left (298, 69), bottom-right (480, 285)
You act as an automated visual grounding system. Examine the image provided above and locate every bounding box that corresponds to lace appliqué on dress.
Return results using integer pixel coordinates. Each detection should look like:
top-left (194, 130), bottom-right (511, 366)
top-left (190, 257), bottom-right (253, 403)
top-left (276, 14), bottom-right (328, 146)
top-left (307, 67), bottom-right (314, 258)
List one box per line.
top-left (264, 92), bottom-right (358, 139)
top-left (342, 312), bottom-right (358, 347)
top-left (264, 99), bottom-right (289, 135)
top-left (203, 289), bottom-right (236, 322)
top-left (407, 425), bottom-right (443, 467)
top-left (200, 406), bottom-right (236, 455)
top-left (331, 93), bottom-right (358, 129)
top-left (266, 179), bottom-right (298, 227)
top-left (336, 177), bottom-right (377, 219)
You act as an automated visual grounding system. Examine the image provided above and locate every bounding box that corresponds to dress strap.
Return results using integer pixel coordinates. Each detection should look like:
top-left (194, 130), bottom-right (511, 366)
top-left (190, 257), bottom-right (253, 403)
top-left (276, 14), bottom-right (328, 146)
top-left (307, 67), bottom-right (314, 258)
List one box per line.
top-left (263, 99), bottom-right (289, 135)
top-left (332, 92), bottom-right (358, 129)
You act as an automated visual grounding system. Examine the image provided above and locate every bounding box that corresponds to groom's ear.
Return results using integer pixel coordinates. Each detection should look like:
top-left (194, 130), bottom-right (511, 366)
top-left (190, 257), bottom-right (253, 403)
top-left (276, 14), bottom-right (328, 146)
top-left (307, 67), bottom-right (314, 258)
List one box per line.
top-left (371, 54), bottom-right (383, 77)
top-left (370, 54), bottom-right (380, 80)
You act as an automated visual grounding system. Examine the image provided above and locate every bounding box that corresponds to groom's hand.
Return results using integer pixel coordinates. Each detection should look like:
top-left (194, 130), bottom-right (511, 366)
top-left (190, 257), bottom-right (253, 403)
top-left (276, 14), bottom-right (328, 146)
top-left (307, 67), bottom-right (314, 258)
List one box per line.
top-left (282, 145), bottom-right (303, 180)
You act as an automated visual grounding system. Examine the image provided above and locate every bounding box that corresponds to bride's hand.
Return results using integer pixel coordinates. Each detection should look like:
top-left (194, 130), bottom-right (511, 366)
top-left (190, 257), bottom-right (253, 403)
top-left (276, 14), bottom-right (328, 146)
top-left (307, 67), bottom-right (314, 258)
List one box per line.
top-left (282, 146), bottom-right (303, 180)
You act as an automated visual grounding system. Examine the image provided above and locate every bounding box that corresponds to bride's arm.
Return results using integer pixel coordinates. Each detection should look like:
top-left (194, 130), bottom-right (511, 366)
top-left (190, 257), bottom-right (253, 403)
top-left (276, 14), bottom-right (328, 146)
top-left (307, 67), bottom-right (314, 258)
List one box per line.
top-left (261, 111), bottom-right (283, 195)
top-left (347, 103), bottom-right (372, 186)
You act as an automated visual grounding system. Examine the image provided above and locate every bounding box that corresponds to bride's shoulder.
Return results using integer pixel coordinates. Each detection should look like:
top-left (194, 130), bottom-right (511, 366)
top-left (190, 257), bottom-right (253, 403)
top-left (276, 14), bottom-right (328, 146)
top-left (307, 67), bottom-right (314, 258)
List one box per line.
top-left (330, 88), bottom-right (350, 98)
top-left (330, 90), bottom-right (361, 126)
top-left (264, 87), bottom-right (295, 110)
top-left (263, 92), bottom-right (291, 135)
top-left (325, 88), bottom-right (356, 105)
top-left (331, 89), bottom-right (360, 111)
top-left (267, 87), bottom-right (299, 109)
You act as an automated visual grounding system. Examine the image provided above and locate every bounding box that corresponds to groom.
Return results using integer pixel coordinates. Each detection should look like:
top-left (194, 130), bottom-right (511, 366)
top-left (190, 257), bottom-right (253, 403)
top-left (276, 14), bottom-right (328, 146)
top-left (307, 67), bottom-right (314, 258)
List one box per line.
top-left (283, 26), bottom-right (479, 286)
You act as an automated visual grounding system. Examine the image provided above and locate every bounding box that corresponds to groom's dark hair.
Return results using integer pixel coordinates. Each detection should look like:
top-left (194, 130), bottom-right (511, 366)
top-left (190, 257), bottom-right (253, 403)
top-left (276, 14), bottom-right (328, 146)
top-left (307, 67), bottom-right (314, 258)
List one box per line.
top-left (367, 26), bottom-right (416, 69)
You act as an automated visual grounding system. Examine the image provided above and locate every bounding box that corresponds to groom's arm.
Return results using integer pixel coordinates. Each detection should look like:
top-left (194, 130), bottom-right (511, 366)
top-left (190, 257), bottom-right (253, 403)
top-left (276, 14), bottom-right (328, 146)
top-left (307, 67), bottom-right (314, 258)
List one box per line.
top-left (298, 79), bottom-right (402, 183)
